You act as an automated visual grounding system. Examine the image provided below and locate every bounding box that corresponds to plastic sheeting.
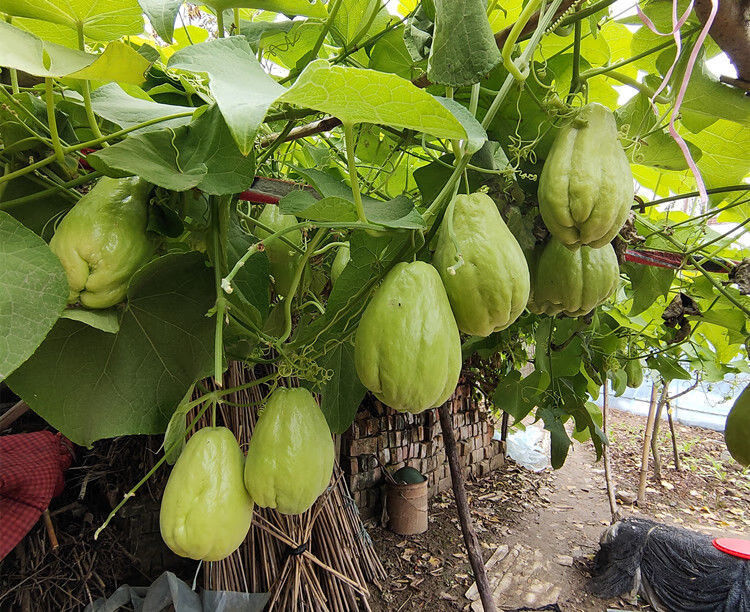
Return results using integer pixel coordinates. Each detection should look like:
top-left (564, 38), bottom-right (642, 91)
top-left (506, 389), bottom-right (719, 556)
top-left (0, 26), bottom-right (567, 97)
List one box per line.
top-left (85, 571), bottom-right (270, 612)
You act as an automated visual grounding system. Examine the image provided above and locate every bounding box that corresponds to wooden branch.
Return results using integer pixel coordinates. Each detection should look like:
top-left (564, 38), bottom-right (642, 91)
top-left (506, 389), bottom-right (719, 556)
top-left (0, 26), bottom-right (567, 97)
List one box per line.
top-left (694, 0), bottom-right (750, 84)
top-left (437, 401), bottom-right (497, 612)
top-left (637, 382), bottom-right (668, 505)
top-left (0, 400), bottom-right (30, 431)
top-left (666, 400), bottom-right (681, 471)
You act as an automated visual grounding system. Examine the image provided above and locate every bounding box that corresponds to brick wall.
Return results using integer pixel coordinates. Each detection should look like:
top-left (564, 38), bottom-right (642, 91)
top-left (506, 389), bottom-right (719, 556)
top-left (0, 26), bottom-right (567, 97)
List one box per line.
top-left (341, 382), bottom-right (505, 519)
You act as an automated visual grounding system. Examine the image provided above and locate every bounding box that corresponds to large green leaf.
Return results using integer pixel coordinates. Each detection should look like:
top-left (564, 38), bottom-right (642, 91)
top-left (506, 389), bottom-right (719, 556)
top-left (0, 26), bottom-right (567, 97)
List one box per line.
top-left (169, 36), bottom-right (286, 155)
top-left (0, 211), bottom-right (68, 380)
top-left (680, 60), bottom-right (750, 133)
top-left (280, 59), bottom-right (471, 141)
top-left (316, 341), bottom-right (367, 433)
top-left (137, 0), bottom-right (183, 42)
top-left (427, 0), bottom-right (501, 86)
top-left (7, 252), bottom-right (215, 446)
top-left (88, 105), bottom-right (256, 195)
top-left (90, 83), bottom-right (195, 133)
top-left (0, 0), bottom-right (143, 41)
top-left (0, 21), bottom-right (149, 82)
top-left (206, 0), bottom-right (326, 18)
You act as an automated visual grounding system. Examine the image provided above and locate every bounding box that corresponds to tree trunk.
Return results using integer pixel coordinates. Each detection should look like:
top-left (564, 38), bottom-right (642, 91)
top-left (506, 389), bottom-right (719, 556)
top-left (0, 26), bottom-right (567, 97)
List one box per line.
top-left (602, 382), bottom-right (619, 522)
top-left (650, 391), bottom-right (666, 482)
top-left (438, 401), bottom-right (497, 612)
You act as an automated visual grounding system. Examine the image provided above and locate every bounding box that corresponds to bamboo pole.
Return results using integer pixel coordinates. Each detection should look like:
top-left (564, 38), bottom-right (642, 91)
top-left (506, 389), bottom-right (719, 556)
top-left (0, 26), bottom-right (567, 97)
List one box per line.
top-left (601, 383), bottom-right (619, 522)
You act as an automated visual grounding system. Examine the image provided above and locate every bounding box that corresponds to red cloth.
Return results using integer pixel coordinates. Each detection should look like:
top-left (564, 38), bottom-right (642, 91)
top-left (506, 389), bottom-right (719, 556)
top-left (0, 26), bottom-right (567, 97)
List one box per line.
top-left (0, 431), bottom-right (73, 560)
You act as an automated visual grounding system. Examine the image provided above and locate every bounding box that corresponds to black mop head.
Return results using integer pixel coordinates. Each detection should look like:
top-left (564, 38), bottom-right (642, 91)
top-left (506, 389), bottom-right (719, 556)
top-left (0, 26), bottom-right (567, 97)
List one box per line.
top-left (591, 517), bottom-right (750, 611)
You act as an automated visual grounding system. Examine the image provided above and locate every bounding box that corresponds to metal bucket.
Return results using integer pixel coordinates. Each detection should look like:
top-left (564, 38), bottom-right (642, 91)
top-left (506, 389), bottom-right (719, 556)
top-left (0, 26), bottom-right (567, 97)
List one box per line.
top-left (386, 479), bottom-right (428, 535)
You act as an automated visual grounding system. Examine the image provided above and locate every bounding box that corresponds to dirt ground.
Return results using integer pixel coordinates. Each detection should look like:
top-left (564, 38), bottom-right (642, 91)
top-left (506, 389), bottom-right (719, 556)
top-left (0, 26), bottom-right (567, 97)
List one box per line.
top-left (368, 409), bottom-right (750, 611)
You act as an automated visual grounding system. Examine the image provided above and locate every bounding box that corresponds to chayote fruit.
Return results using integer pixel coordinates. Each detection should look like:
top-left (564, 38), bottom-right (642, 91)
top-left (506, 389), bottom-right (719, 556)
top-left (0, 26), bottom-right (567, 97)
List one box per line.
top-left (355, 261), bottom-right (461, 414)
top-left (160, 427), bottom-right (253, 561)
top-left (725, 384), bottom-right (749, 466)
top-left (433, 192), bottom-right (530, 336)
top-left (528, 237), bottom-right (619, 317)
top-left (538, 103), bottom-right (633, 249)
top-left (624, 359), bottom-right (644, 388)
top-left (256, 204), bottom-right (302, 297)
top-left (49, 177), bottom-right (155, 309)
top-left (330, 241), bottom-right (350, 284)
top-left (244, 388), bottom-right (334, 514)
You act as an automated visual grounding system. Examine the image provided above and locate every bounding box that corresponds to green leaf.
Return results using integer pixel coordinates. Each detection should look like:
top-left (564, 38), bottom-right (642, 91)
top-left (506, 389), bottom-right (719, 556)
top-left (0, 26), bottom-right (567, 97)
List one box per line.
top-left (88, 105), bottom-right (256, 195)
top-left (239, 18), bottom-right (295, 50)
top-left (0, 21), bottom-right (149, 82)
top-left (0, 0), bottom-right (143, 41)
top-left (538, 406), bottom-right (571, 469)
top-left (137, 0), bottom-right (183, 43)
top-left (169, 36), bottom-right (286, 155)
top-left (368, 26), bottom-right (415, 80)
top-left (317, 341), bottom-right (367, 433)
top-left (90, 83), bottom-right (195, 133)
top-left (281, 59), bottom-right (469, 140)
top-left (646, 354), bottom-right (691, 382)
top-left (7, 252), bottom-right (215, 446)
top-left (0, 211), bottom-right (68, 380)
top-left (608, 368), bottom-right (627, 397)
top-left (427, 0), bottom-right (501, 87)
top-left (225, 212), bottom-right (269, 325)
top-left (0, 176), bottom-right (73, 239)
top-left (332, 0), bottom-right (387, 47)
top-left (681, 60), bottom-right (750, 133)
top-left (493, 369), bottom-right (550, 423)
top-left (434, 96), bottom-right (487, 154)
top-left (60, 309), bottom-right (119, 333)
top-left (624, 261), bottom-right (674, 317)
top-left (287, 168), bottom-right (426, 228)
top-left (206, 0), bottom-right (326, 18)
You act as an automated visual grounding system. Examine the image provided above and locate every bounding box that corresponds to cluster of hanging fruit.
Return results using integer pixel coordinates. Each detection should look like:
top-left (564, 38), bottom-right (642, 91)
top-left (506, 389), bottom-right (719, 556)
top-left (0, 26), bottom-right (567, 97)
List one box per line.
top-left (353, 102), bottom-right (634, 415)
top-left (159, 387), bottom-right (334, 561)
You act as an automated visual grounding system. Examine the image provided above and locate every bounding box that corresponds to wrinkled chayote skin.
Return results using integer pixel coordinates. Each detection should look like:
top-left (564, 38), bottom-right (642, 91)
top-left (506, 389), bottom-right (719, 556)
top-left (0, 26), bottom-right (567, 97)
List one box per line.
top-left (160, 427), bottom-right (253, 561)
top-left (725, 384), bottom-right (749, 466)
top-left (538, 103), bottom-right (633, 249)
top-left (528, 238), bottom-right (619, 317)
top-left (49, 177), bottom-right (154, 309)
top-left (256, 204), bottom-right (302, 297)
top-left (624, 359), bottom-right (644, 389)
top-left (244, 388), bottom-right (334, 514)
top-left (433, 193), bottom-right (530, 336)
top-left (330, 241), bottom-right (350, 284)
top-left (355, 261), bottom-right (461, 414)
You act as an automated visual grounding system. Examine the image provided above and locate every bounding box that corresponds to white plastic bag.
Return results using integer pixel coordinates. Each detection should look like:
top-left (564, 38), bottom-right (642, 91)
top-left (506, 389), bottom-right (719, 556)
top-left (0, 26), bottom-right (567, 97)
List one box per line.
top-left (505, 425), bottom-right (551, 471)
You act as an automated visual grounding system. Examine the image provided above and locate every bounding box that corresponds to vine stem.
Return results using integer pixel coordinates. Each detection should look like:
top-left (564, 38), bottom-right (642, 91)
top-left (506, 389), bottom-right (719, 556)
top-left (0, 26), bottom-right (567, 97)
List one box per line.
top-left (501, 0), bottom-right (542, 81)
top-left (236, 209), bottom-right (305, 254)
top-left (94, 395), bottom-right (213, 540)
top-left (343, 122), bottom-right (368, 223)
top-left (216, 9), bottom-right (225, 37)
top-left (636, 184), bottom-right (750, 208)
top-left (279, 229), bottom-right (326, 344)
top-left (567, 19), bottom-right (582, 100)
top-left (44, 79), bottom-right (65, 163)
top-left (77, 23), bottom-right (104, 142)
top-left (223, 220), bottom-right (383, 292)
top-left (0, 111), bottom-right (195, 187)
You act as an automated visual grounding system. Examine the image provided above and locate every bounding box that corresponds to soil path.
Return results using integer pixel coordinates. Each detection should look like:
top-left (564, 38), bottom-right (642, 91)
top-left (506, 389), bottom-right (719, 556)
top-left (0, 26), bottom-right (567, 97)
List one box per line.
top-left (472, 442), bottom-right (612, 611)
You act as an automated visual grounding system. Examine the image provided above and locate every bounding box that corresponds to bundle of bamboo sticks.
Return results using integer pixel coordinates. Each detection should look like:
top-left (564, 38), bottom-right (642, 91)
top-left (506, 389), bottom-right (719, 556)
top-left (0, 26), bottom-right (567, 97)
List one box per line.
top-left (191, 362), bottom-right (386, 611)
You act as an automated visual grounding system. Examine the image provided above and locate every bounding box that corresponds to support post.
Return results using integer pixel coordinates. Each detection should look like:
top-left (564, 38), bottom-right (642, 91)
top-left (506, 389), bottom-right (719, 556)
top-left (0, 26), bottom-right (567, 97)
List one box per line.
top-left (601, 383), bottom-right (619, 522)
top-left (437, 401), bottom-right (497, 612)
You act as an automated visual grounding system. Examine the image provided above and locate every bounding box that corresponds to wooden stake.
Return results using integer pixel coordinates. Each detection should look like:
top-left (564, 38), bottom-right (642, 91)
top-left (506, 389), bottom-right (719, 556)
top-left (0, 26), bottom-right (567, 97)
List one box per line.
top-left (437, 400), bottom-right (497, 612)
top-left (666, 400), bottom-right (681, 471)
top-left (638, 381), bottom-right (668, 505)
top-left (601, 383), bottom-right (619, 522)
